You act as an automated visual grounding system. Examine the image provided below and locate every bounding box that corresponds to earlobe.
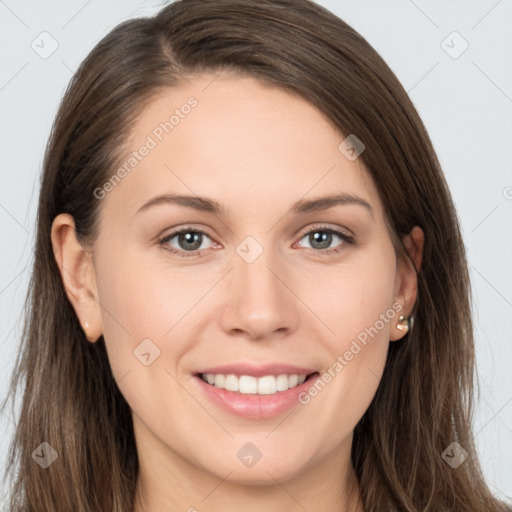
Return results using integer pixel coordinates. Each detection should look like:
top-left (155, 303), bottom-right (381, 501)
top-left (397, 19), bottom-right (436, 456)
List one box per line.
top-left (390, 225), bottom-right (424, 342)
top-left (50, 213), bottom-right (103, 343)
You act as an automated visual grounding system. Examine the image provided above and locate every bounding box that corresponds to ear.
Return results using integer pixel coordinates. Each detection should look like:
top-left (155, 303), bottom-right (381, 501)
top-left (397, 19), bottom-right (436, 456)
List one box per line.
top-left (390, 225), bottom-right (424, 341)
top-left (50, 213), bottom-right (103, 343)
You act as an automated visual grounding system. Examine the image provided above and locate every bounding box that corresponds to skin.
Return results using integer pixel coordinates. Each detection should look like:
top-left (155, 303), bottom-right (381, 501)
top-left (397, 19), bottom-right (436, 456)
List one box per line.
top-left (51, 73), bottom-right (424, 512)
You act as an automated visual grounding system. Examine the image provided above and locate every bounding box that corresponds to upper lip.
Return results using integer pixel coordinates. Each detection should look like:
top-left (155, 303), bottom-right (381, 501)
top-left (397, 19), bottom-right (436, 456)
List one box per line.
top-left (195, 363), bottom-right (318, 378)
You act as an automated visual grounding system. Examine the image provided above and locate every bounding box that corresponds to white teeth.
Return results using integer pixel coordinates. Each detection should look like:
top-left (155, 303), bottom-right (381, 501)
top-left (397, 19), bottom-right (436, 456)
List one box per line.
top-left (201, 373), bottom-right (311, 394)
top-left (276, 374), bottom-right (289, 391)
top-left (224, 374), bottom-right (239, 392)
top-left (239, 375), bottom-right (258, 394)
top-left (214, 374), bottom-right (225, 388)
top-left (257, 375), bottom-right (276, 395)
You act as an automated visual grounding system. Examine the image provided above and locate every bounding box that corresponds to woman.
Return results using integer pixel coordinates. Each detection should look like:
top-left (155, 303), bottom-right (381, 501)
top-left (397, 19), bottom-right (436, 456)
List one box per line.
top-left (2, 0), bottom-right (510, 510)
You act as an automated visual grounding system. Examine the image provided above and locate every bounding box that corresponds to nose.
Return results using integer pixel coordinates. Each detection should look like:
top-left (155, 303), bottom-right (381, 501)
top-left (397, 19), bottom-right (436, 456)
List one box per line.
top-left (220, 244), bottom-right (299, 341)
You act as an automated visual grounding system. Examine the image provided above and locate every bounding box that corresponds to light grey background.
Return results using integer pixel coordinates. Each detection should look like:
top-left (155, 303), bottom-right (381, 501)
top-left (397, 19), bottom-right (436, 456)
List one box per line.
top-left (1, 0), bottom-right (511, 505)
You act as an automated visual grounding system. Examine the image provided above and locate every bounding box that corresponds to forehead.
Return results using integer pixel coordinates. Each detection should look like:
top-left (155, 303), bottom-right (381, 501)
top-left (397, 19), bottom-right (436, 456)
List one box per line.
top-left (103, 73), bottom-right (382, 222)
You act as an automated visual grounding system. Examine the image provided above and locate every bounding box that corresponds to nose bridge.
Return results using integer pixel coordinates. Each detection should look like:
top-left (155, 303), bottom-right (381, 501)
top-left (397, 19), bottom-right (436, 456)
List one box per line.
top-left (236, 243), bottom-right (280, 299)
top-left (234, 234), bottom-right (284, 306)
top-left (222, 234), bottom-right (297, 338)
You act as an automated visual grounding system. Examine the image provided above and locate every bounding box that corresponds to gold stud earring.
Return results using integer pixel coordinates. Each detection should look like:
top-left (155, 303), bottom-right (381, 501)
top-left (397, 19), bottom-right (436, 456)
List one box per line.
top-left (396, 315), bottom-right (410, 333)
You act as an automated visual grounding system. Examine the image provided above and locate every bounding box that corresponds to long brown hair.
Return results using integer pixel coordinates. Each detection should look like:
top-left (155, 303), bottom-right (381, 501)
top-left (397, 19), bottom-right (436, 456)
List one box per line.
top-left (2, 0), bottom-right (510, 510)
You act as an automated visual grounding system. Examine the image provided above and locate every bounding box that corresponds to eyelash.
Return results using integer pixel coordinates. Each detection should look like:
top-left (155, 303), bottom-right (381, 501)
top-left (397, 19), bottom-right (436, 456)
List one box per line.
top-left (158, 223), bottom-right (355, 259)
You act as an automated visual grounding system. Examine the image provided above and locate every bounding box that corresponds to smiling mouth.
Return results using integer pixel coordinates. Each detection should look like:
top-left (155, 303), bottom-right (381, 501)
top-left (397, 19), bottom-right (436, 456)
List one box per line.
top-left (195, 372), bottom-right (319, 395)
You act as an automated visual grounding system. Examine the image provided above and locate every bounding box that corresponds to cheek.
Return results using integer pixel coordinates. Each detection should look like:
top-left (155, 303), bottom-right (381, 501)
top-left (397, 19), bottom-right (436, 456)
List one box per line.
top-left (311, 249), bottom-right (397, 349)
top-left (298, 250), bottom-right (396, 434)
top-left (92, 250), bottom-right (179, 375)
top-left (95, 242), bottom-right (200, 336)
top-left (93, 253), bottom-right (199, 422)
top-left (93, 247), bottom-right (220, 394)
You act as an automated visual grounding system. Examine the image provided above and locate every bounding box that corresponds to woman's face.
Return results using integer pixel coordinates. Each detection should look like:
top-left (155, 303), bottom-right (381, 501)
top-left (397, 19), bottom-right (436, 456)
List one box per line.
top-left (58, 73), bottom-right (420, 487)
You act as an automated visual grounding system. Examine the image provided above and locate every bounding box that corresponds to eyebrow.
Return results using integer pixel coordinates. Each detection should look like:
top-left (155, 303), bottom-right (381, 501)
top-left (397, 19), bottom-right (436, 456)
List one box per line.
top-left (135, 192), bottom-right (373, 218)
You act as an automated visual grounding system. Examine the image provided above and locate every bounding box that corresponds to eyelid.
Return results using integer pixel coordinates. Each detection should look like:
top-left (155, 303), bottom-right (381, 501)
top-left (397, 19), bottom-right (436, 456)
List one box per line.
top-left (157, 223), bottom-right (216, 242)
top-left (295, 222), bottom-right (354, 240)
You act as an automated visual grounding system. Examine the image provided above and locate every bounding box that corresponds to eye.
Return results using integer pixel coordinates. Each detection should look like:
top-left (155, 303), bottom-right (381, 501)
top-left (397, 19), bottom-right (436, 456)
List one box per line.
top-left (158, 227), bottom-right (217, 258)
top-left (295, 224), bottom-right (355, 255)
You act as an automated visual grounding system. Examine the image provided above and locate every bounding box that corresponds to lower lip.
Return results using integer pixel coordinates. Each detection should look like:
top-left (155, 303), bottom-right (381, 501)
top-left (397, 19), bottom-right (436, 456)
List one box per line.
top-left (193, 373), bottom-right (320, 420)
